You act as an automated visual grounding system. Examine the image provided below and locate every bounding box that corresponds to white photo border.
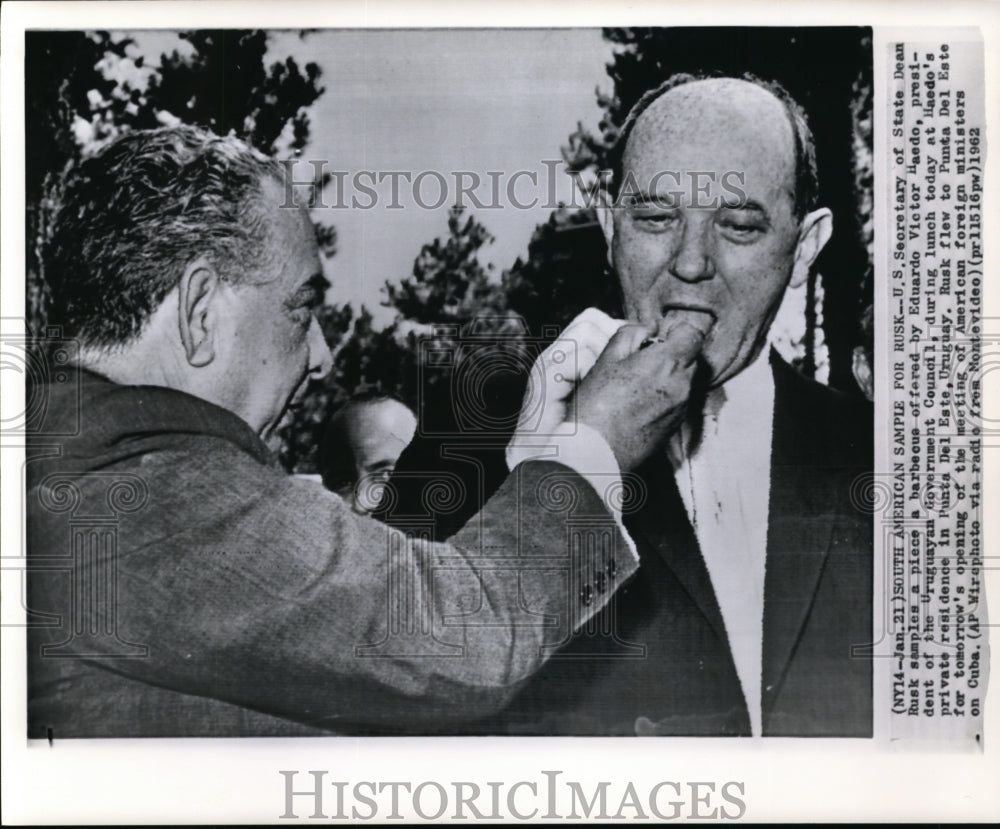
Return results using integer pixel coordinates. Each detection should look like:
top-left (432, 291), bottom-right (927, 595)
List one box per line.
top-left (2, 1), bottom-right (998, 823)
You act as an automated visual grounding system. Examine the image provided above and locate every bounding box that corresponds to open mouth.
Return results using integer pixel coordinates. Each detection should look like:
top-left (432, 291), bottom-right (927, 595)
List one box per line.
top-left (658, 304), bottom-right (716, 337)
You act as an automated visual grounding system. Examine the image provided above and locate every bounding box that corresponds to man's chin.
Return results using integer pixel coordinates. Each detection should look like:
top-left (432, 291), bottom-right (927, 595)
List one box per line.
top-left (705, 341), bottom-right (771, 388)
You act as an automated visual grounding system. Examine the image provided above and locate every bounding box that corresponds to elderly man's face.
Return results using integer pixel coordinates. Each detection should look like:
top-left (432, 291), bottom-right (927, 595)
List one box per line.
top-left (602, 79), bottom-right (831, 387)
top-left (224, 179), bottom-right (333, 441)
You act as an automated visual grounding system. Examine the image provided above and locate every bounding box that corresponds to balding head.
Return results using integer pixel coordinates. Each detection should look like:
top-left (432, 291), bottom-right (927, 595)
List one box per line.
top-left (611, 74), bottom-right (819, 219)
top-left (599, 73), bottom-right (833, 387)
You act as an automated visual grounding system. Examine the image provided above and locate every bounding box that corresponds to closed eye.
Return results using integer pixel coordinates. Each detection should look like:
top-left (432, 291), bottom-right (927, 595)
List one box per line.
top-left (285, 273), bottom-right (330, 321)
top-left (716, 209), bottom-right (768, 242)
top-left (629, 207), bottom-right (680, 229)
top-left (719, 221), bottom-right (763, 233)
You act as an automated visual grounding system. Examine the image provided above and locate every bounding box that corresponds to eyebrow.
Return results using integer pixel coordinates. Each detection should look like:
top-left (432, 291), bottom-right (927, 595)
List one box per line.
top-left (623, 191), bottom-right (772, 221)
top-left (621, 190), bottom-right (679, 208)
top-left (722, 198), bottom-right (766, 212)
top-left (720, 199), bottom-right (771, 220)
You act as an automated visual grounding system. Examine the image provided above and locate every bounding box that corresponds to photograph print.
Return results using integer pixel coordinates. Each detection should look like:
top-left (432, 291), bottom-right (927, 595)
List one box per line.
top-left (22, 26), bottom-right (875, 739)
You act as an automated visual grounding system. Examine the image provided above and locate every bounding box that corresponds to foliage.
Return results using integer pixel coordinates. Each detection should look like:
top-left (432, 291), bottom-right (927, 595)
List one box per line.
top-left (278, 206), bottom-right (522, 472)
top-left (503, 206), bottom-right (621, 339)
top-left (25, 32), bottom-right (144, 333)
top-left (25, 29), bottom-right (333, 336)
top-left (385, 207), bottom-right (506, 324)
top-left (139, 30), bottom-right (324, 156)
top-left (26, 28), bottom-right (875, 476)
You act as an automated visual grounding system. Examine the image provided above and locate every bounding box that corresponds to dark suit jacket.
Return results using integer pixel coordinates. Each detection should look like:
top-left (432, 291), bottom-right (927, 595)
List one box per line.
top-left (384, 351), bottom-right (873, 736)
top-left (25, 368), bottom-right (636, 737)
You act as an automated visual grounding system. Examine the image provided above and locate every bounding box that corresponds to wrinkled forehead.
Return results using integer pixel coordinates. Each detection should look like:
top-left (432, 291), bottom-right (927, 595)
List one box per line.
top-left (622, 79), bottom-right (798, 209)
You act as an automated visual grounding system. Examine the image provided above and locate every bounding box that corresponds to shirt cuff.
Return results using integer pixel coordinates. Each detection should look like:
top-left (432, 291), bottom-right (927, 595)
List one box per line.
top-left (505, 422), bottom-right (640, 567)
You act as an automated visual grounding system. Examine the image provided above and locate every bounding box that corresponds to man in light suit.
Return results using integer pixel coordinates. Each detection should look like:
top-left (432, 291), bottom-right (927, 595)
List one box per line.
top-left (25, 125), bottom-right (706, 737)
top-left (385, 74), bottom-right (873, 736)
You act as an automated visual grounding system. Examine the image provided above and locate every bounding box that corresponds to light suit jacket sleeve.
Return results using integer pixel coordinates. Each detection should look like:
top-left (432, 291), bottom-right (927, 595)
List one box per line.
top-left (27, 434), bottom-right (635, 734)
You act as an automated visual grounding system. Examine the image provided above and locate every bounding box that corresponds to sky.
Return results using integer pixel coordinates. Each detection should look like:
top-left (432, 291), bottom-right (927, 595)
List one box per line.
top-left (272, 29), bottom-right (615, 320)
top-left (131, 29), bottom-right (616, 323)
top-left (120, 28), bottom-right (817, 373)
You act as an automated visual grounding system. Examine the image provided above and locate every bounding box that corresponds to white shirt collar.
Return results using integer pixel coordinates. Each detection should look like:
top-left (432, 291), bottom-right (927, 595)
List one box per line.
top-left (668, 346), bottom-right (775, 466)
top-left (666, 344), bottom-right (776, 737)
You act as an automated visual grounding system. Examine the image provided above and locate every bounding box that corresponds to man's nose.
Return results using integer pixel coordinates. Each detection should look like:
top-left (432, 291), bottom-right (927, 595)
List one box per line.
top-left (307, 316), bottom-right (334, 379)
top-left (669, 217), bottom-right (715, 282)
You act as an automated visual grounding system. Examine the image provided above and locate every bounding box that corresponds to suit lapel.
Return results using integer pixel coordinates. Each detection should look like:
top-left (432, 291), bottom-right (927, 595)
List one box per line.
top-left (624, 355), bottom-right (843, 733)
top-left (761, 354), bottom-right (838, 723)
top-left (626, 454), bottom-right (730, 649)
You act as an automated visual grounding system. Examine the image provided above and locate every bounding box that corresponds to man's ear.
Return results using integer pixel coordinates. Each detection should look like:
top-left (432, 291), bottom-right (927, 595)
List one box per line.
top-left (177, 257), bottom-right (221, 367)
top-left (790, 207), bottom-right (833, 289)
top-left (597, 188), bottom-right (616, 268)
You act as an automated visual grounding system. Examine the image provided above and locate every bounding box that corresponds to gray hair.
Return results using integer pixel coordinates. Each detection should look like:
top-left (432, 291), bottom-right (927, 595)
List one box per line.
top-left (45, 125), bottom-right (285, 347)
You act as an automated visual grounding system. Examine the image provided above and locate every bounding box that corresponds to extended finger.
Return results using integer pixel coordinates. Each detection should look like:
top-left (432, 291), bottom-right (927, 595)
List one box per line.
top-left (663, 320), bottom-right (706, 366)
top-left (600, 321), bottom-right (656, 362)
top-left (629, 320), bottom-right (706, 373)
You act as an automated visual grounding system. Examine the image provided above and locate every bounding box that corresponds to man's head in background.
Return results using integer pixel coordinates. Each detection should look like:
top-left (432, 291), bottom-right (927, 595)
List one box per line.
top-left (599, 74), bottom-right (834, 388)
top-left (318, 392), bottom-right (418, 514)
top-left (45, 125), bottom-right (333, 443)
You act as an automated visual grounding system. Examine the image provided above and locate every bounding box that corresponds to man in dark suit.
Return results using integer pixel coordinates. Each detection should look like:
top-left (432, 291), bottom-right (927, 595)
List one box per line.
top-left (384, 73), bottom-right (873, 736)
top-left (25, 124), bottom-right (712, 737)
